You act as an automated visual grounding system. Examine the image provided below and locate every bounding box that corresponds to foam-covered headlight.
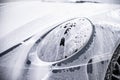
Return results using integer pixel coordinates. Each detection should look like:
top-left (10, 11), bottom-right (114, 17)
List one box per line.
top-left (28, 18), bottom-right (94, 64)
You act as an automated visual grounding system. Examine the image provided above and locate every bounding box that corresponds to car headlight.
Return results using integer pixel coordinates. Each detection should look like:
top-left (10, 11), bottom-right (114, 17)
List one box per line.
top-left (28, 18), bottom-right (93, 65)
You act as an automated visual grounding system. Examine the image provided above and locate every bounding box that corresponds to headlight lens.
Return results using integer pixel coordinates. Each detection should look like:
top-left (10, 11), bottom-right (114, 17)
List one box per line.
top-left (30, 18), bottom-right (93, 62)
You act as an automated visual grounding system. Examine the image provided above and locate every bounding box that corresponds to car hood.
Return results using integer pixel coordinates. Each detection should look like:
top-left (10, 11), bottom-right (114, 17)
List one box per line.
top-left (0, 1), bottom-right (120, 53)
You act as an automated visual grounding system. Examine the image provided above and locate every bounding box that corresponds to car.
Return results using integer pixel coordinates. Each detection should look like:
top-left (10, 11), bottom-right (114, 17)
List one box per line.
top-left (0, 0), bottom-right (120, 80)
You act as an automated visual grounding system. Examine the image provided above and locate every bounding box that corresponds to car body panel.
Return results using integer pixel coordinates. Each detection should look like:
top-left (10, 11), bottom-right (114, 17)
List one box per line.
top-left (0, 1), bottom-right (120, 80)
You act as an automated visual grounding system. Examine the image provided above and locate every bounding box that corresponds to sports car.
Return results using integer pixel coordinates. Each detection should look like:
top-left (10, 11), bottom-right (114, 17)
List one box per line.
top-left (0, 0), bottom-right (120, 80)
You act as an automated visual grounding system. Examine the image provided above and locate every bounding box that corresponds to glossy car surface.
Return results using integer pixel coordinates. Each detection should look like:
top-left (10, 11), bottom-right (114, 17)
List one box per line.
top-left (0, 1), bottom-right (120, 80)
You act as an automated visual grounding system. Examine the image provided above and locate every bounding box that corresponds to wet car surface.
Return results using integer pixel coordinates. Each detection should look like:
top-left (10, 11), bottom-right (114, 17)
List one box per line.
top-left (0, 1), bottom-right (120, 80)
